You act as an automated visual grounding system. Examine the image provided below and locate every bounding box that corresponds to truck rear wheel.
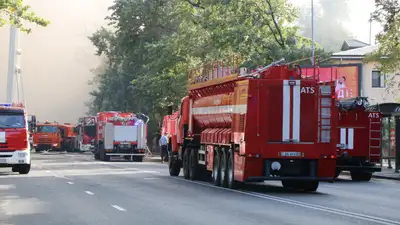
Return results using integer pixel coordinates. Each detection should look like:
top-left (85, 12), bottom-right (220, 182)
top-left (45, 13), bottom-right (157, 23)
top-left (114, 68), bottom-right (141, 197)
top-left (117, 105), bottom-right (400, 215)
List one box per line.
top-left (301, 181), bottom-right (319, 192)
top-left (212, 150), bottom-right (221, 186)
top-left (189, 149), bottom-right (199, 180)
top-left (227, 149), bottom-right (240, 189)
top-left (220, 149), bottom-right (229, 187)
top-left (168, 154), bottom-right (181, 176)
top-left (183, 149), bottom-right (190, 179)
top-left (350, 172), bottom-right (372, 181)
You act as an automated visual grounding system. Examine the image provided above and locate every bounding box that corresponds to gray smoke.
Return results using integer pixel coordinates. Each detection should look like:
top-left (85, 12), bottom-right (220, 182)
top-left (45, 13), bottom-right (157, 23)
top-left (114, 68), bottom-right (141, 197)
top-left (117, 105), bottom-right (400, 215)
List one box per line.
top-left (0, 0), bottom-right (113, 123)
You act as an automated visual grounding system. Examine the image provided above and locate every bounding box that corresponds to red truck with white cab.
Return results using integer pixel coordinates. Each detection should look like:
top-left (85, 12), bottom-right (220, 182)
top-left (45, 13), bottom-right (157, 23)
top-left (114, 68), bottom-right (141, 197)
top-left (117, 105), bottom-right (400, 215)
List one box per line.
top-left (335, 97), bottom-right (382, 181)
top-left (0, 103), bottom-right (32, 174)
top-left (93, 111), bottom-right (148, 162)
top-left (164, 58), bottom-right (338, 192)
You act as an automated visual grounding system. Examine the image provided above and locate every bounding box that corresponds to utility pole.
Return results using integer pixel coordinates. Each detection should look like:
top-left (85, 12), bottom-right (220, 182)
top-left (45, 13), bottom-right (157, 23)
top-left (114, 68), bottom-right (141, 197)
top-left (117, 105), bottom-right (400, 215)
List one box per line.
top-left (6, 0), bottom-right (20, 103)
top-left (311, 0), bottom-right (315, 67)
top-left (369, 13), bottom-right (372, 45)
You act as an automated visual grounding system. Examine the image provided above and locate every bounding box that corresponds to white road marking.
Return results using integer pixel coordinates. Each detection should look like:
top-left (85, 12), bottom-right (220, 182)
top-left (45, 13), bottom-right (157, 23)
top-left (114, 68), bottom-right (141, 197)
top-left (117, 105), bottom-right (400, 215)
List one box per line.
top-left (111, 205), bottom-right (126, 212)
top-left (171, 177), bottom-right (400, 225)
top-left (144, 177), bottom-right (158, 180)
top-left (67, 181), bottom-right (74, 184)
top-left (85, 191), bottom-right (94, 195)
top-left (45, 171), bottom-right (51, 173)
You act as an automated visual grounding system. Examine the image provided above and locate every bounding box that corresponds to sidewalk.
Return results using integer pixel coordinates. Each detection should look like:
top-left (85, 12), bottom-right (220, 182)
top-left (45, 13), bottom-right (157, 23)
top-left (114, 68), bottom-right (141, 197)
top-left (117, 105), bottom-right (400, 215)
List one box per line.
top-left (342, 168), bottom-right (400, 181)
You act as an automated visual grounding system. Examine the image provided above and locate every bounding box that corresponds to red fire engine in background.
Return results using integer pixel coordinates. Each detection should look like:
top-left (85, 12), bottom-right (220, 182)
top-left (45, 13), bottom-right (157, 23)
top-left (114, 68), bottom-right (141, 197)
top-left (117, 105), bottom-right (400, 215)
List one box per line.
top-left (0, 103), bottom-right (33, 174)
top-left (335, 97), bottom-right (382, 181)
top-left (164, 58), bottom-right (338, 192)
top-left (93, 111), bottom-right (149, 162)
top-left (75, 116), bottom-right (97, 152)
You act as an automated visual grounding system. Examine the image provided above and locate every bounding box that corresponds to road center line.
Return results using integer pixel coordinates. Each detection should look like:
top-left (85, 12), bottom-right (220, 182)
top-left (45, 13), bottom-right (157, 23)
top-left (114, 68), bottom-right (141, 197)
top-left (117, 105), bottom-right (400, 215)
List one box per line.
top-left (85, 191), bottom-right (94, 195)
top-left (67, 181), bottom-right (74, 184)
top-left (170, 177), bottom-right (400, 225)
top-left (111, 205), bottom-right (126, 212)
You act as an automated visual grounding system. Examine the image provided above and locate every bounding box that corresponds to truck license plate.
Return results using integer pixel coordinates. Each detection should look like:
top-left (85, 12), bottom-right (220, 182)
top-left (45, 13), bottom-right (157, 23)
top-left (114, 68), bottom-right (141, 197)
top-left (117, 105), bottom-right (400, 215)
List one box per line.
top-left (280, 152), bottom-right (303, 157)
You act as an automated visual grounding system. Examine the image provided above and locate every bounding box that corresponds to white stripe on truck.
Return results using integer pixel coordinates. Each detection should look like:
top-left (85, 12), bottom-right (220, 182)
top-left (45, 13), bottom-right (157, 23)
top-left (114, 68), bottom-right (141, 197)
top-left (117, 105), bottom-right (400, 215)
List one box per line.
top-left (282, 80), bottom-right (301, 142)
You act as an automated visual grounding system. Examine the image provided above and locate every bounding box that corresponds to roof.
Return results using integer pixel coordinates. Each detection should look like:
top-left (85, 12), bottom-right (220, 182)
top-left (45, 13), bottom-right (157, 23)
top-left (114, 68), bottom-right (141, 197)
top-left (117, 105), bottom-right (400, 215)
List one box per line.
top-left (331, 45), bottom-right (380, 60)
top-left (341, 39), bottom-right (370, 51)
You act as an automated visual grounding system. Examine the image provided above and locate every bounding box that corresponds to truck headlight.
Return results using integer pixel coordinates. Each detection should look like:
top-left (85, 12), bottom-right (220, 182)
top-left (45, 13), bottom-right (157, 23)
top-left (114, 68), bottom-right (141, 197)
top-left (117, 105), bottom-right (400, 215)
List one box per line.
top-left (52, 144), bottom-right (57, 146)
top-left (18, 152), bottom-right (27, 157)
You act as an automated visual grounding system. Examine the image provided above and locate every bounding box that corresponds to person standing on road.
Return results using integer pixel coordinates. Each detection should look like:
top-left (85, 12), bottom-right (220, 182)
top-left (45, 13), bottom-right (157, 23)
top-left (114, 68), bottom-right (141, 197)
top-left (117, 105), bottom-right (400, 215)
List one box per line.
top-left (159, 133), bottom-right (169, 163)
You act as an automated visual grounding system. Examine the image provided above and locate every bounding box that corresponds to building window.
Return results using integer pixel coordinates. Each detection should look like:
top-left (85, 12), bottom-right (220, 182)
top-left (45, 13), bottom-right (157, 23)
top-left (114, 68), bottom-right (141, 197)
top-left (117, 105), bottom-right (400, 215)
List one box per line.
top-left (372, 70), bottom-right (386, 88)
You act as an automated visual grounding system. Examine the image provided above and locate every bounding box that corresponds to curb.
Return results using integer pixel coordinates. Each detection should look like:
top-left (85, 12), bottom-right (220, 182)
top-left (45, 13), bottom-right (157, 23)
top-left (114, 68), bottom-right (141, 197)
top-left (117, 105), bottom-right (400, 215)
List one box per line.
top-left (341, 171), bottom-right (400, 181)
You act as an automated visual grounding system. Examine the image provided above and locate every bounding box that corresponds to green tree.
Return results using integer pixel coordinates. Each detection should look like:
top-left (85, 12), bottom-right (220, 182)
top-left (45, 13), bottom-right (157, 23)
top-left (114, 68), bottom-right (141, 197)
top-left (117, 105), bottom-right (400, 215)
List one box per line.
top-left (365, 0), bottom-right (400, 73)
top-left (0, 0), bottom-right (50, 33)
top-left (87, 0), bottom-right (331, 142)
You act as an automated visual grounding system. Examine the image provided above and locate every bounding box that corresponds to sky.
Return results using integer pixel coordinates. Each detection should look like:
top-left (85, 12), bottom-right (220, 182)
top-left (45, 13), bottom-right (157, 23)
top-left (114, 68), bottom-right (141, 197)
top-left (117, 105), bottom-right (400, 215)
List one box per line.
top-left (0, 0), bottom-right (383, 124)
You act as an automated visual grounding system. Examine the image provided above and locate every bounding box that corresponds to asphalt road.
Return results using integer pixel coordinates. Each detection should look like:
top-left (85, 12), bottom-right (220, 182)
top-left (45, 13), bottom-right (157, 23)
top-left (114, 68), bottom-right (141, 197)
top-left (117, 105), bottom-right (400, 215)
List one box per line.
top-left (0, 152), bottom-right (399, 225)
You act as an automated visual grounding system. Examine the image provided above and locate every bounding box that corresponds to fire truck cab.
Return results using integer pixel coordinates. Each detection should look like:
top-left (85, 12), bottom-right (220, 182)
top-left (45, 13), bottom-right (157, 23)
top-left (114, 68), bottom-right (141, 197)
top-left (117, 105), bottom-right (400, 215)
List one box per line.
top-left (93, 111), bottom-right (148, 162)
top-left (32, 121), bottom-right (63, 152)
top-left (0, 103), bottom-right (32, 174)
top-left (75, 116), bottom-right (97, 152)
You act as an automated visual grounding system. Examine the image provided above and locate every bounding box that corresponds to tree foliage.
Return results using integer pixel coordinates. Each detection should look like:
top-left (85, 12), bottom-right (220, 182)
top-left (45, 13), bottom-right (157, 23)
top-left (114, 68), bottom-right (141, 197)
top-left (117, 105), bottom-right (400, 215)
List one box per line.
top-left (0, 0), bottom-right (50, 33)
top-left (366, 0), bottom-right (400, 73)
top-left (87, 0), bottom-right (331, 140)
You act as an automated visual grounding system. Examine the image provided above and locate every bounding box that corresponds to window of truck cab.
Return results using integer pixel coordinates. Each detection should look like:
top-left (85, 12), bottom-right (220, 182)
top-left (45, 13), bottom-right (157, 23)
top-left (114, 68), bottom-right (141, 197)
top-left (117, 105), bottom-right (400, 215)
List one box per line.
top-left (84, 125), bottom-right (96, 137)
top-left (0, 113), bottom-right (25, 128)
top-left (36, 125), bottom-right (58, 133)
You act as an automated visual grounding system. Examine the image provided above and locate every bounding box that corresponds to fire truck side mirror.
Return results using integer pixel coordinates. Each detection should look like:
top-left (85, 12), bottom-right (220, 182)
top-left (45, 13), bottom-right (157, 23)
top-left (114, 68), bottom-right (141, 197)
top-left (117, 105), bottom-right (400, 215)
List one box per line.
top-left (167, 105), bottom-right (173, 115)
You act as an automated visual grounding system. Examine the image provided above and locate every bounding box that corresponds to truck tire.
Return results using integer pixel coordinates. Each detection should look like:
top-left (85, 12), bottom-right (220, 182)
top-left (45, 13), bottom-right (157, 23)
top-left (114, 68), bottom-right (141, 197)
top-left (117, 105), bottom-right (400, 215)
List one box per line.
top-left (94, 153), bottom-right (100, 160)
top-left (334, 169), bottom-right (341, 179)
top-left (227, 149), bottom-right (241, 189)
top-left (183, 149), bottom-right (190, 179)
top-left (212, 149), bottom-right (221, 186)
top-left (350, 172), bottom-right (372, 181)
top-left (220, 149), bottom-right (229, 187)
top-left (300, 181), bottom-right (319, 192)
top-left (18, 164), bottom-right (31, 175)
top-left (99, 143), bottom-right (110, 161)
top-left (168, 154), bottom-right (181, 176)
top-left (133, 156), bottom-right (144, 162)
top-left (189, 148), bottom-right (199, 180)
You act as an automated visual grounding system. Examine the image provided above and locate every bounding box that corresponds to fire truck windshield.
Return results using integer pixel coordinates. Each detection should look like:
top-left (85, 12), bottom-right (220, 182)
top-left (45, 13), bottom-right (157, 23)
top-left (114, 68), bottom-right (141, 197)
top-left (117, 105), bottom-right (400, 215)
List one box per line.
top-left (84, 125), bottom-right (96, 137)
top-left (37, 125), bottom-right (58, 133)
top-left (0, 114), bottom-right (25, 128)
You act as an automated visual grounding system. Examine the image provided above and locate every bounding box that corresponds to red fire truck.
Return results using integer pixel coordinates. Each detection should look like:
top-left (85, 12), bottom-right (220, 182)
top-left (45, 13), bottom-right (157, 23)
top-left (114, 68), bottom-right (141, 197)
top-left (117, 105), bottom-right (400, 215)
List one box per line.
top-left (0, 103), bottom-right (32, 174)
top-left (93, 111), bottom-right (148, 162)
top-left (335, 97), bottom-right (382, 181)
top-left (165, 58), bottom-right (338, 192)
top-left (75, 116), bottom-right (97, 152)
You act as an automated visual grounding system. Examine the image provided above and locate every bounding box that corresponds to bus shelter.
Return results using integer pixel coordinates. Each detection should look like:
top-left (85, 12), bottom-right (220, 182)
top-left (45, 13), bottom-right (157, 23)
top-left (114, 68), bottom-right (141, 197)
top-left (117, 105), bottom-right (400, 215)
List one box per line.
top-left (369, 103), bottom-right (400, 173)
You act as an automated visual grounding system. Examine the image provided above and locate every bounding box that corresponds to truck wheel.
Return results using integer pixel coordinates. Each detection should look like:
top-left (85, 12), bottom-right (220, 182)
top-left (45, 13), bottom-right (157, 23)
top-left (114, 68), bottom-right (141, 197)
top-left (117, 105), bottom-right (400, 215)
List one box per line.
top-left (169, 155), bottom-right (181, 176)
top-left (281, 180), bottom-right (297, 189)
top-left (189, 149), bottom-right (199, 180)
top-left (18, 164), bottom-right (31, 175)
top-left (219, 149), bottom-right (229, 187)
top-left (12, 166), bottom-right (18, 172)
top-left (334, 169), bottom-right (341, 179)
top-left (183, 149), bottom-right (190, 179)
top-left (212, 150), bottom-right (221, 186)
top-left (227, 149), bottom-right (240, 189)
top-left (350, 172), bottom-right (372, 181)
top-left (133, 156), bottom-right (144, 162)
top-left (300, 181), bottom-right (319, 192)
top-left (94, 153), bottom-right (100, 160)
